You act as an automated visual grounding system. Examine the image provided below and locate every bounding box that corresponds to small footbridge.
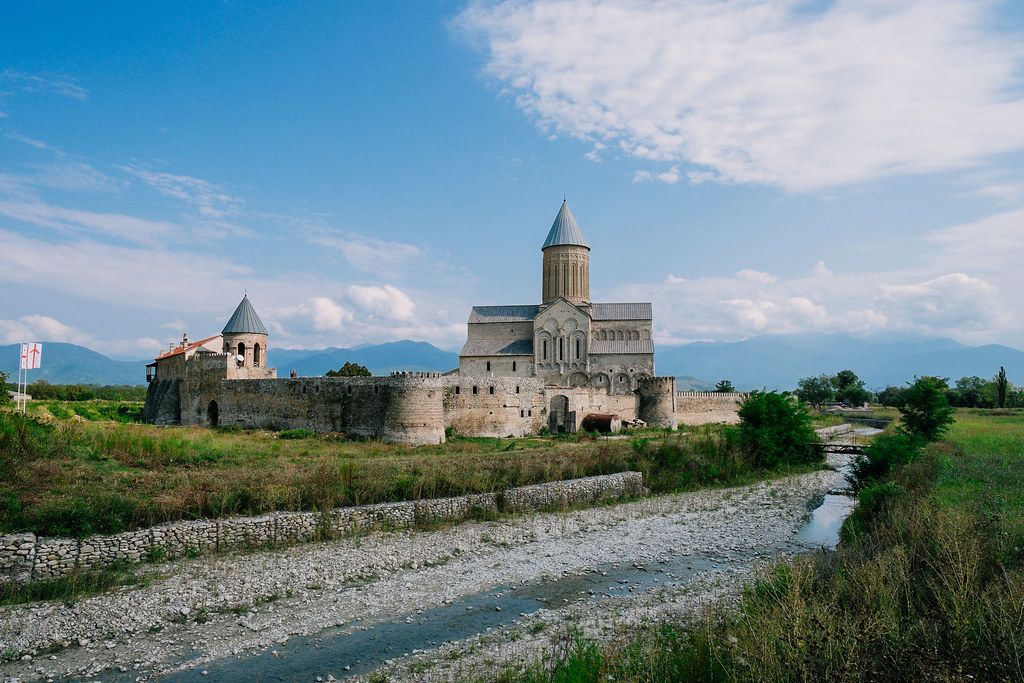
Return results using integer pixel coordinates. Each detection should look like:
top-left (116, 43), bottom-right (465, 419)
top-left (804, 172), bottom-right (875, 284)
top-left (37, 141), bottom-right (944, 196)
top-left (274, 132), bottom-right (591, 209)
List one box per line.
top-left (812, 442), bottom-right (865, 456)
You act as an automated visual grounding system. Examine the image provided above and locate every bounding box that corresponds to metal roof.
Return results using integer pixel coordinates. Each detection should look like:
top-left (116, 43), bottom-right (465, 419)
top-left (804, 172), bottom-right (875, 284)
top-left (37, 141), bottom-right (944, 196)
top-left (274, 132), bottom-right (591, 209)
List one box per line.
top-left (468, 305), bottom-right (540, 324)
top-left (460, 339), bottom-right (535, 357)
top-left (222, 295), bottom-right (268, 335)
top-left (590, 303), bottom-right (653, 320)
top-left (589, 339), bottom-right (654, 355)
top-left (542, 200), bottom-right (589, 249)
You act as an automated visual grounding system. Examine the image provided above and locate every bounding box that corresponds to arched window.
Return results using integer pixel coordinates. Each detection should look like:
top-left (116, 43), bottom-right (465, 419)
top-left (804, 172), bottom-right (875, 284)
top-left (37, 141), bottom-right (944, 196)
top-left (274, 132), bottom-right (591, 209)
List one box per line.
top-left (253, 343), bottom-right (262, 367)
top-left (512, 361), bottom-right (517, 372)
top-left (575, 338), bottom-right (581, 359)
top-left (489, 386), bottom-right (495, 395)
top-left (542, 339), bottom-right (548, 360)
top-left (559, 337), bottom-right (564, 361)
top-left (455, 386), bottom-right (461, 395)
top-left (486, 361), bottom-right (491, 372)
top-left (520, 410), bottom-right (525, 418)
top-left (515, 385), bottom-right (520, 394)
top-left (237, 341), bottom-right (246, 357)
top-left (472, 386), bottom-right (478, 395)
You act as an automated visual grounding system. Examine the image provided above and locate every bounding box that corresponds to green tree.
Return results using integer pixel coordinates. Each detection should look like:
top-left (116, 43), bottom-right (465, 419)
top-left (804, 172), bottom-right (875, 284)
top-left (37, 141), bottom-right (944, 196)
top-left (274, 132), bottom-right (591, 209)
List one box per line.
top-left (948, 376), bottom-right (990, 408)
top-left (714, 379), bottom-right (736, 393)
top-left (831, 369), bottom-right (872, 406)
top-left (0, 370), bottom-right (9, 405)
top-left (326, 362), bottom-right (372, 377)
top-left (795, 375), bottom-right (834, 409)
top-left (737, 391), bottom-right (819, 469)
top-left (899, 376), bottom-right (955, 442)
top-left (876, 385), bottom-right (906, 408)
top-left (995, 366), bottom-right (1008, 409)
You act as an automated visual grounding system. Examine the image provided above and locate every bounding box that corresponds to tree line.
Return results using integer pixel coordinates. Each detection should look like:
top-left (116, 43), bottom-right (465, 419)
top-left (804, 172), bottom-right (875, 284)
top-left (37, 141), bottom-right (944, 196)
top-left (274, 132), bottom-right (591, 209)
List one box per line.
top-left (793, 366), bottom-right (1021, 409)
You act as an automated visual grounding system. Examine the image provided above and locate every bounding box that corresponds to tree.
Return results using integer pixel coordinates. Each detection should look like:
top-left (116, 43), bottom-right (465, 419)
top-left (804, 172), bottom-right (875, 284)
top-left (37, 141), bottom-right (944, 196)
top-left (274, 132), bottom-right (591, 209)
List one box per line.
top-left (948, 376), bottom-right (990, 408)
top-left (326, 362), bottom-right (372, 377)
top-left (831, 369), bottom-right (872, 406)
top-left (876, 386), bottom-right (906, 408)
top-left (0, 370), bottom-right (9, 405)
top-left (737, 391), bottom-right (819, 469)
top-left (996, 366), bottom-right (1009, 409)
top-left (714, 379), bottom-right (736, 393)
top-left (899, 376), bottom-right (955, 442)
top-left (795, 375), bottom-right (834, 409)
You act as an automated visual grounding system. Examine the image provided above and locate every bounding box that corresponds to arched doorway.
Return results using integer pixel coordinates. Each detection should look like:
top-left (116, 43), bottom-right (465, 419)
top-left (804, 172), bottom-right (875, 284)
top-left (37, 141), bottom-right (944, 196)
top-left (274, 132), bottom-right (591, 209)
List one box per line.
top-left (208, 400), bottom-right (219, 427)
top-left (548, 394), bottom-right (574, 434)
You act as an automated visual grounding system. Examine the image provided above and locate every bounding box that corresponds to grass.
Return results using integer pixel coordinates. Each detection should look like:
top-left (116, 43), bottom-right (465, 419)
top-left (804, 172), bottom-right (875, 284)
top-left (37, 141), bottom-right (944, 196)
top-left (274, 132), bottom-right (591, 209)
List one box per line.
top-left (0, 407), bottom-right (820, 538)
top-left (0, 562), bottom-right (143, 606)
top-left (503, 409), bottom-right (1024, 682)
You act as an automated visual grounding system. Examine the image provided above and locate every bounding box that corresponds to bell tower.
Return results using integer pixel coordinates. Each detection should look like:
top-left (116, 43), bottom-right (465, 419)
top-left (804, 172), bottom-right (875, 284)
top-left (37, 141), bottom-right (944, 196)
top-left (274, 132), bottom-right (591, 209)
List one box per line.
top-left (541, 200), bottom-right (590, 305)
top-left (221, 295), bottom-right (269, 369)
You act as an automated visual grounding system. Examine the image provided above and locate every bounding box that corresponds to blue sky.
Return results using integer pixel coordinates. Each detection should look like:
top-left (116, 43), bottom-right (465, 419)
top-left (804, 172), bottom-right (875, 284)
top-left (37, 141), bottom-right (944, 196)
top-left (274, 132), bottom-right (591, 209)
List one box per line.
top-left (1, 0), bottom-right (1022, 358)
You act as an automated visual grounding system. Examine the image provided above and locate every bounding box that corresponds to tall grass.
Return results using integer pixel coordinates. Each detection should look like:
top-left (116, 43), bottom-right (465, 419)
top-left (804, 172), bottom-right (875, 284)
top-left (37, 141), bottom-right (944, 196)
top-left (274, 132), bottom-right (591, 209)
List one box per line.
top-left (505, 410), bottom-right (1024, 682)
top-left (0, 412), bottom-right (816, 538)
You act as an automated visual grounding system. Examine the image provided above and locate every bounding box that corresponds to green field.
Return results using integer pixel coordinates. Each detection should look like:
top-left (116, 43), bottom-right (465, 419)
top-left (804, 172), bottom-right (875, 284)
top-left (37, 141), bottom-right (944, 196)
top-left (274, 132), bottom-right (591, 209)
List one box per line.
top-left (0, 401), bottom-right (820, 538)
top-left (506, 409), bottom-right (1024, 682)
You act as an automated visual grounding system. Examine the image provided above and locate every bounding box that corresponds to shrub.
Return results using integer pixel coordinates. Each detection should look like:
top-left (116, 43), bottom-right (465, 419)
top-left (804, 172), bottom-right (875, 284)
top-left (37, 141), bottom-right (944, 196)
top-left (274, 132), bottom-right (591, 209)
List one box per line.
top-left (850, 433), bottom-right (922, 487)
top-left (737, 391), bottom-right (819, 469)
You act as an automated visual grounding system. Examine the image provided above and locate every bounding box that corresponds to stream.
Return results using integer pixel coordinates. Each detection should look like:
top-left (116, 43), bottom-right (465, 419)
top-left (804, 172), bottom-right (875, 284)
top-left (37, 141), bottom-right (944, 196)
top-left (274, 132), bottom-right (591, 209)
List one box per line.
top-left (156, 431), bottom-right (873, 682)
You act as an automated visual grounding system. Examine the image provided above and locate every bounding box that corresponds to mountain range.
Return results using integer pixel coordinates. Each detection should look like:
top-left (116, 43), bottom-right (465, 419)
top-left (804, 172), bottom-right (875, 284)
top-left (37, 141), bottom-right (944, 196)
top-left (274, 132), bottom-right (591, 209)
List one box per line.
top-left (2, 334), bottom-right (1021, 390)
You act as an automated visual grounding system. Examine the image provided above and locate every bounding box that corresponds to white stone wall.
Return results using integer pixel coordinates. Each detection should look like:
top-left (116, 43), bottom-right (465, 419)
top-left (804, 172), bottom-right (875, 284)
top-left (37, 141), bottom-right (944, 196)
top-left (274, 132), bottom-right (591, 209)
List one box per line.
top-left (675, 392), bottom-right (744, 425)
top-left (0, 472), bottom-right (645, 585)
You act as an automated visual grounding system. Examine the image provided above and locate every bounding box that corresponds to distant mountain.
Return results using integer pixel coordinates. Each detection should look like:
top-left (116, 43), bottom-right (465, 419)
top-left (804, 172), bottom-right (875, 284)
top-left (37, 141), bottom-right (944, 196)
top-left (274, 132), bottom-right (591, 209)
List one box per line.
top-left (657, 333), bottom-right (1024, 391)
top-left (0, 342), bottom-right (147, 385)
top-left (273, 341), bottom-right (459, 377)
top-left (5, 334), bottom-right (1021, 390)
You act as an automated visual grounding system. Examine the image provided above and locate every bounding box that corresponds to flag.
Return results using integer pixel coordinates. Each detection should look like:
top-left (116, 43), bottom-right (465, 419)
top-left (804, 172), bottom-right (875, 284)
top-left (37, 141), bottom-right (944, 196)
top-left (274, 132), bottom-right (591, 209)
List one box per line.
top-left (20, 342), bottom-right (42, 370)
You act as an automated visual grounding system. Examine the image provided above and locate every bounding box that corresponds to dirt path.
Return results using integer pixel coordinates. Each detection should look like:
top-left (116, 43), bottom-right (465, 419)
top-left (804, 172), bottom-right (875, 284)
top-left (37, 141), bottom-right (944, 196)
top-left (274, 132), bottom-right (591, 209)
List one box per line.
top-left (0, 461), bottom-right (843, 682)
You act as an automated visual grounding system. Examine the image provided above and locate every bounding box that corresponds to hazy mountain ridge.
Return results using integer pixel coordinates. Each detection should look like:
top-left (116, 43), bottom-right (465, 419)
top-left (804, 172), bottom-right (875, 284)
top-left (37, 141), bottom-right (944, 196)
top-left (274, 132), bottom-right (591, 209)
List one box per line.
top-left (3, 334), bottom-right (1021, 390)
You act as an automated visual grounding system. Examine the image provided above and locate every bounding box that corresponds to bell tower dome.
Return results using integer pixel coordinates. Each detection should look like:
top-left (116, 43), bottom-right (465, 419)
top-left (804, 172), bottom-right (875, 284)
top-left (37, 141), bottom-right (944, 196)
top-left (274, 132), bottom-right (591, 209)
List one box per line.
top-left (221, 295), bottom-right (269, 369)
top-left (541, 200), bottom-right (590, 305)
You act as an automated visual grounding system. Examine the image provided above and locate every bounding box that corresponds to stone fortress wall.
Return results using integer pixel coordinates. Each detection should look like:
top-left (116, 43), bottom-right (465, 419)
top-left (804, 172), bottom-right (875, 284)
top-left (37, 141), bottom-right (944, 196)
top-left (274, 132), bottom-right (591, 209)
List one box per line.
top-left (675, 391), bottom-right (746, 425)
top-left (0, 472), bottom-right (645, 585)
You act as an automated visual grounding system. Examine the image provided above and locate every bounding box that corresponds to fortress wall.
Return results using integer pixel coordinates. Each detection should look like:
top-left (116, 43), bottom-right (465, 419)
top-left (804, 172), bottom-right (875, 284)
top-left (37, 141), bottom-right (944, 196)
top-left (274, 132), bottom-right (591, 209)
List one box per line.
top-left (216, 376), bottom-right (445, 444)
top-left (443, 377), bottom-right (546, 437)
top-left (181, 353), bottom-right (229, 426)
top-left (675, 391), bottom-right (744, 425)
top-left (555, 386), bottom-right (638, 421)
top-left (0, 472), bottom-right (645, 584)
top-left (143, 378), bottom-right (180, 425)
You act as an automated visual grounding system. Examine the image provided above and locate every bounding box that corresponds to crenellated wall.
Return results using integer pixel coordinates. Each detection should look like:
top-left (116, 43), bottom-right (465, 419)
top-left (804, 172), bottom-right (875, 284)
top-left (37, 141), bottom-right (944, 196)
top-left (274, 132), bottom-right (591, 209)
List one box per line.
top-left (0, 472), bottom-right (646, 585)
top-left (675, 392), bottom-right (745, 425)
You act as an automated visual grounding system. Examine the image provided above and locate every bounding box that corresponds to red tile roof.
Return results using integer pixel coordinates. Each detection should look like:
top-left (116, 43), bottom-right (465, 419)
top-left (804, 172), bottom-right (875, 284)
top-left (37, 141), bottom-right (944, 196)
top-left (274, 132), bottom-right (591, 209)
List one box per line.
top-left (154, 335), bottom-right (221, 361)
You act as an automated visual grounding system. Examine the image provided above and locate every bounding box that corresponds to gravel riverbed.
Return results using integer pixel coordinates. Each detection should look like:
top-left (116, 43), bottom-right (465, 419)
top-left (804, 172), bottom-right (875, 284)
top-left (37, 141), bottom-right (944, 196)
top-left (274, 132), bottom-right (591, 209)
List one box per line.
top-left (0, 460), bottom-right (843, 682)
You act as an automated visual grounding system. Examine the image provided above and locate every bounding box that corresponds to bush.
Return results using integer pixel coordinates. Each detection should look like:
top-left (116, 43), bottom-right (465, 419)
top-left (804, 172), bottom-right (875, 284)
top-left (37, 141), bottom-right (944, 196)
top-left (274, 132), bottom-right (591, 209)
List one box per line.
top-left (850, 433), bottom-right (922, 487)
top-left (737, 391), bottom-right (819, 469)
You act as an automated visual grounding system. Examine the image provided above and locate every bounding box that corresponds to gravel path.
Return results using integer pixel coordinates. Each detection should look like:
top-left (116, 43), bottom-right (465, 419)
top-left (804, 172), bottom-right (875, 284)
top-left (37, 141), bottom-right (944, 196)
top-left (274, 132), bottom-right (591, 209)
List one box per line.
top-left (0, 461), bottom-right (843, 682)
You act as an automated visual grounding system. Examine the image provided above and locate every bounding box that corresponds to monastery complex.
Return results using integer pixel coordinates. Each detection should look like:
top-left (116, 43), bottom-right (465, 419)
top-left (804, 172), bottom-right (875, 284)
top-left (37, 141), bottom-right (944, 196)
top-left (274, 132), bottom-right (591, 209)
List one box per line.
top-left (143, 202), bottom-right (742, 443)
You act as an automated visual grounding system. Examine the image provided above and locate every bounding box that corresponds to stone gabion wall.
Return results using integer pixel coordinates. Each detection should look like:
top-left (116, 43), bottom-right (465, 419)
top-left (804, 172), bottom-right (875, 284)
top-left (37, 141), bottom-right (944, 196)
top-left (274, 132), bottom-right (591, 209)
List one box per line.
top-left (0, 471), bottom-right (645, 585)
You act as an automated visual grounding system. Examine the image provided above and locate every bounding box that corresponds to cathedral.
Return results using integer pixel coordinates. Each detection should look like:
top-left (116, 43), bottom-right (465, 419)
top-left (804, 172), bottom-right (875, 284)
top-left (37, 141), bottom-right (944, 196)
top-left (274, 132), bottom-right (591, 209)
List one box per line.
top-left (458, 200), bottom-right (655, 394)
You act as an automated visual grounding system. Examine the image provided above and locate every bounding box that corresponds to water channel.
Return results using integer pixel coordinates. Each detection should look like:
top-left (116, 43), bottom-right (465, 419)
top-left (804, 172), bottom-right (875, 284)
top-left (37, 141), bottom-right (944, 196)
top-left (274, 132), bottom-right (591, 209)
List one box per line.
top-left (157, 430), bottom-right (874, 682)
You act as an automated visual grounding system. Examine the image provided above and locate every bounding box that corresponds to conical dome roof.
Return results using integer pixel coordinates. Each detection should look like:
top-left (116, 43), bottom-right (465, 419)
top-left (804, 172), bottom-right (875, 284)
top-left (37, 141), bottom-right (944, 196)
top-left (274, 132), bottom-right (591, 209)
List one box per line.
top-left (222, 295), bottom-right (268, 335)
top-left (542, 200), bottom-right (589, 249)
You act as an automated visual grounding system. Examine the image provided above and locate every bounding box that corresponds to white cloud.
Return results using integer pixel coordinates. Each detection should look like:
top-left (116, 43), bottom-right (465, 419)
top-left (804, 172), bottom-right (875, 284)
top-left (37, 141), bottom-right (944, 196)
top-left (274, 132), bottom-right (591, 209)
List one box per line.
top-left (5, 133), bottom-right (57, 151)
top-left (347, 285), bottom-right (416, 322)
top-left (736, 268), bottom-right (777, 284)
top-left (0, 69), bottom-right (88, 101)
top-left (811, 261), bottom-right (834, 277)
top-left (0, 200), bottom-right (178, 246)
top-left (633, 165), bottom-right (681, 184)
top-left (313, 232), bottom-right (423, 275)
top-left (0, 313), bottom-right (161, 357)
top-left (457, 0), bottom-right (1024, 191)
top-left (123, 166), bottom-right (243, 219)
top-left (305, 297), bottom-right (354, 332)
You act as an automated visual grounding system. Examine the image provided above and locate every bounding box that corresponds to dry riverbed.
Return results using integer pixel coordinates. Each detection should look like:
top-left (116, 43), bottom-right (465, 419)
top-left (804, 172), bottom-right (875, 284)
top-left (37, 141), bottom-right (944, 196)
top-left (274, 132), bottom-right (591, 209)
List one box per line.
top-left (0, 460), bottom-right (844, 682)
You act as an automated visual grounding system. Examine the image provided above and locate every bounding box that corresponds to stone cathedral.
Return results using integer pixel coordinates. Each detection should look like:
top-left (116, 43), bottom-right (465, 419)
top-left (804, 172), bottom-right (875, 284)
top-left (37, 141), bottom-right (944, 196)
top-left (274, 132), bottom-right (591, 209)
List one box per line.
top-left (458, 200), bottom-right (655, 392)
